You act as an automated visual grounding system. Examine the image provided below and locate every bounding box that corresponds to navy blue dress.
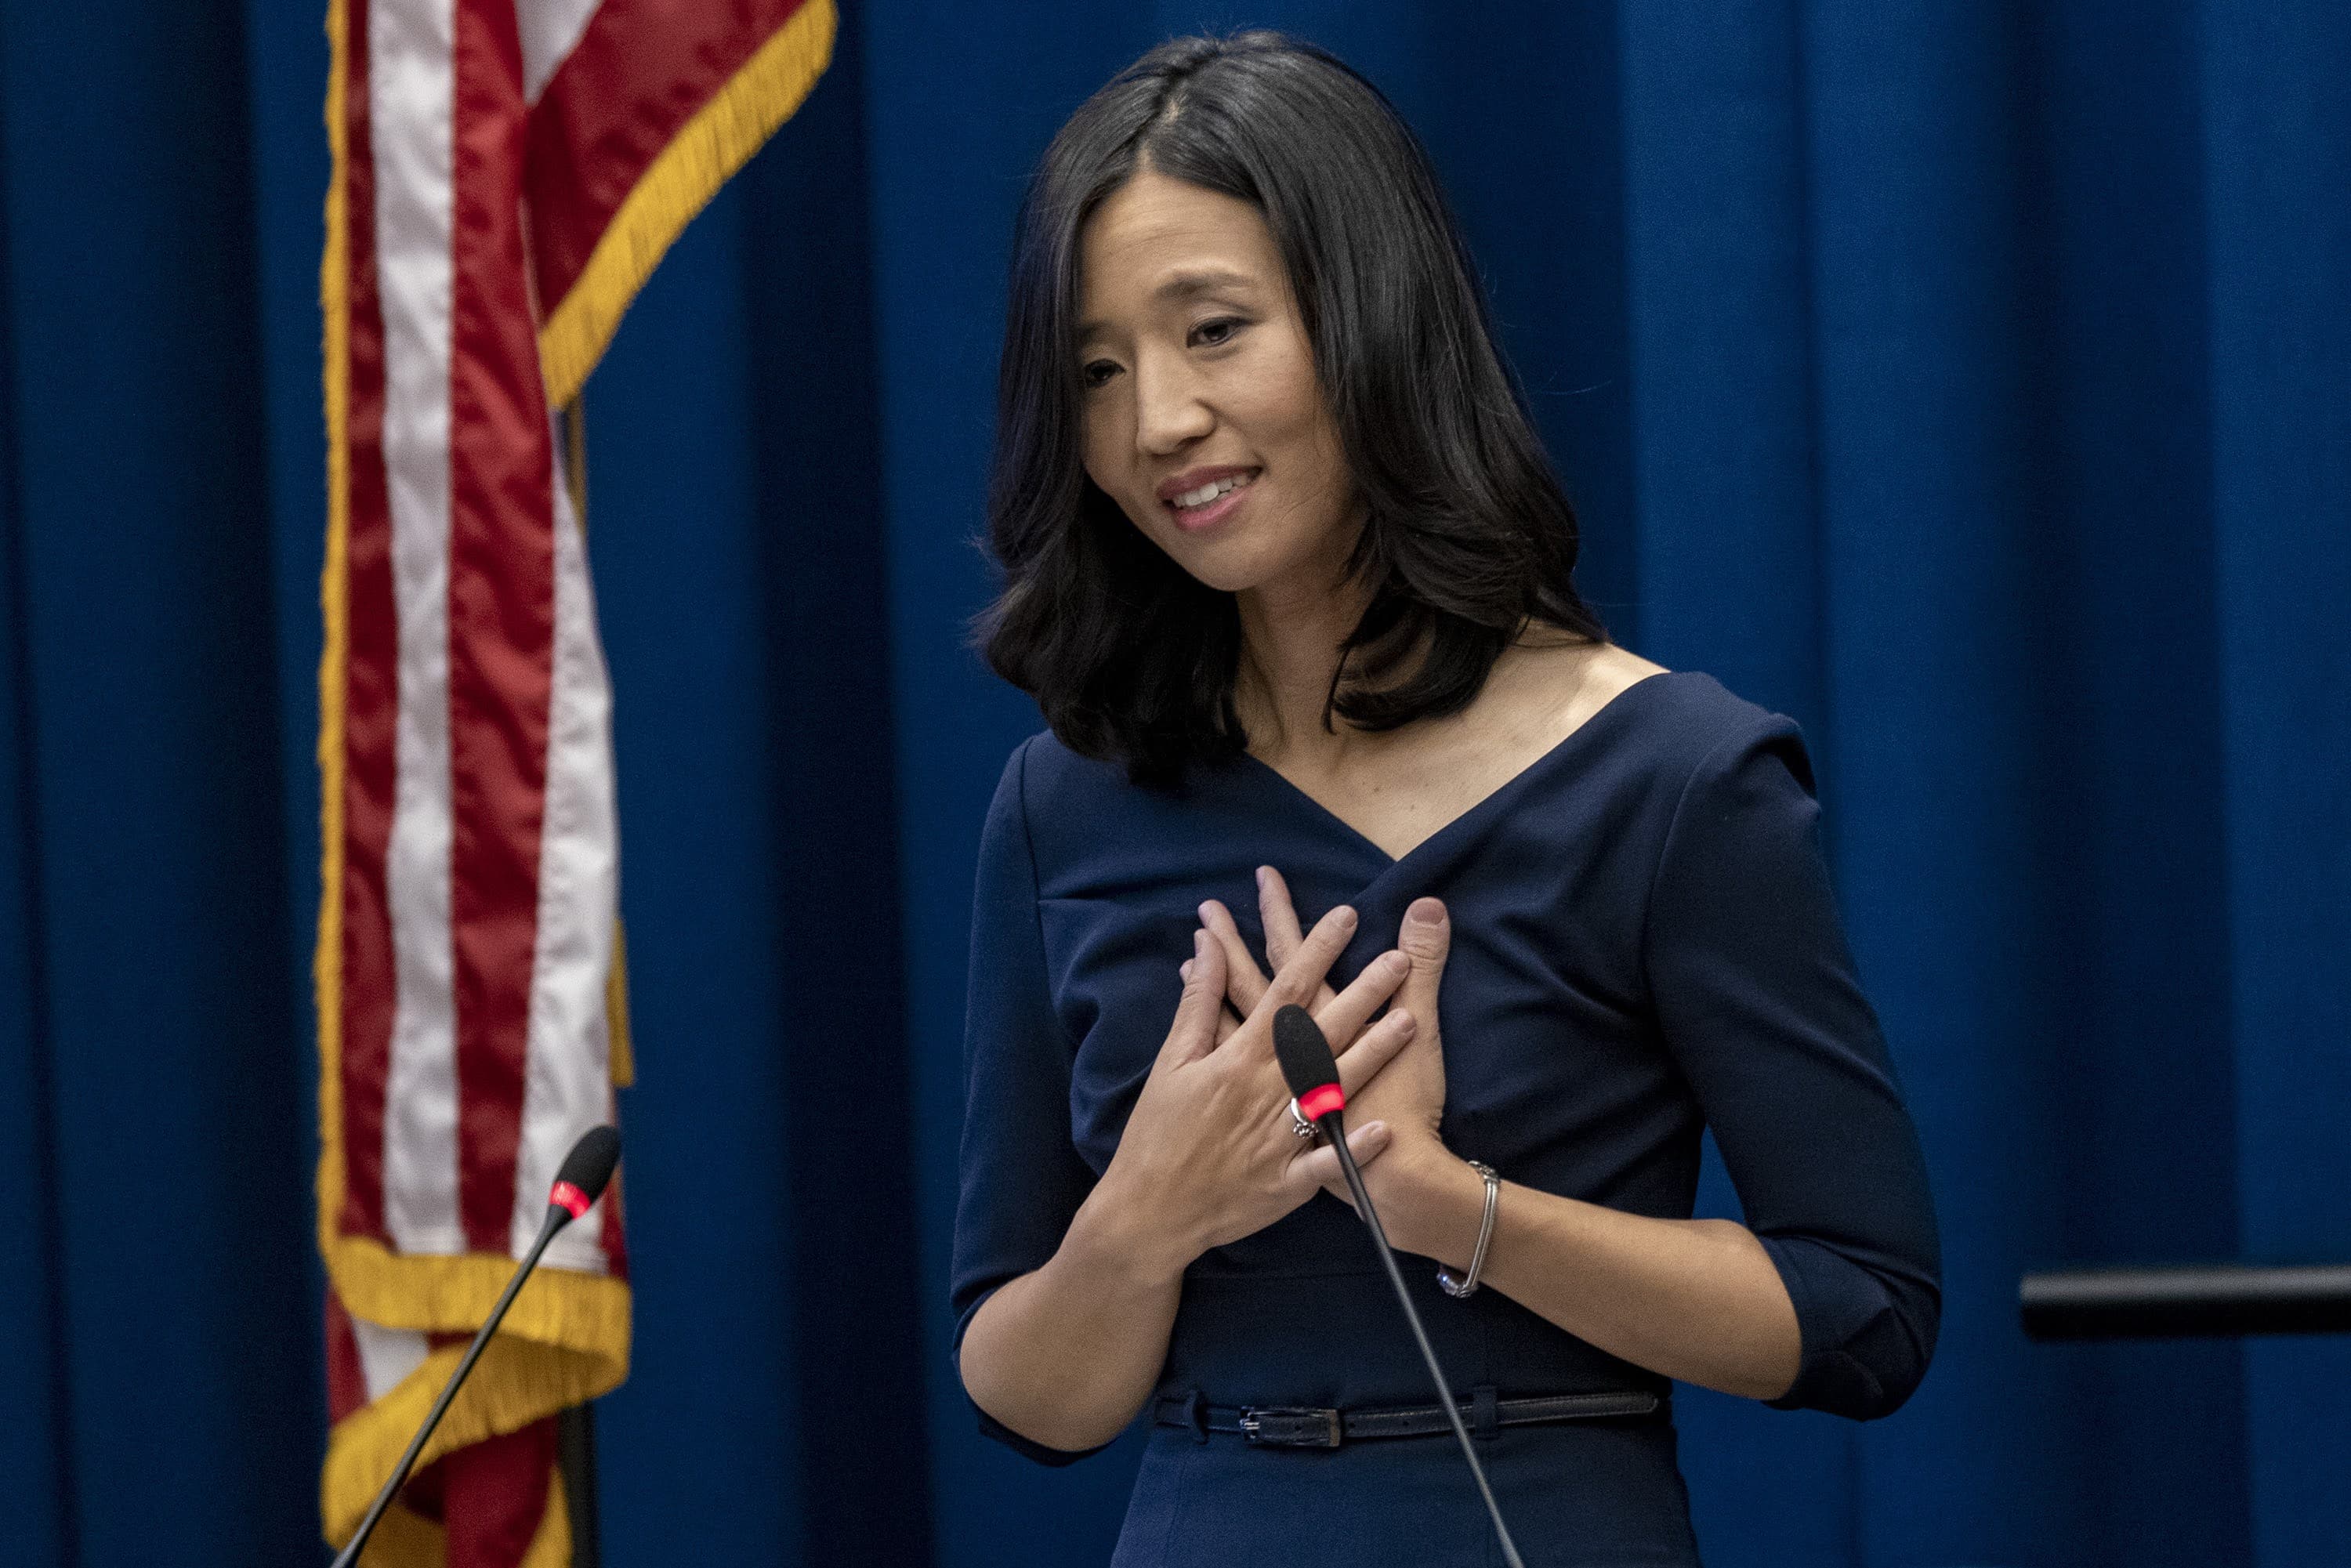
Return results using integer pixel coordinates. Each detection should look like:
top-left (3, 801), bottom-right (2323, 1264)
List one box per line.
top-left (951, 671), bottom-right (1939, 1566)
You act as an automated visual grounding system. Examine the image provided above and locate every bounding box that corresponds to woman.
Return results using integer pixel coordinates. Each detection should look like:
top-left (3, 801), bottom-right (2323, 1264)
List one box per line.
top-left (951, 31), bottom-right (1937, 1566)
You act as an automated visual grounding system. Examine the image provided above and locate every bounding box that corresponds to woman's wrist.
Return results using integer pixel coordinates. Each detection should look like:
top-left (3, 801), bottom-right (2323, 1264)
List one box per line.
top-left (1372, 1136), bottom-right (1489, 1266)
top-left (1067, 1168), bottom-right (1197, 1287)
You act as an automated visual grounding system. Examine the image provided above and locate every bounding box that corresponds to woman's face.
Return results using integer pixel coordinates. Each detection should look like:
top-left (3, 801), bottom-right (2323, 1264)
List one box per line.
top-left (1075, 165), bottom-right (1357, 597)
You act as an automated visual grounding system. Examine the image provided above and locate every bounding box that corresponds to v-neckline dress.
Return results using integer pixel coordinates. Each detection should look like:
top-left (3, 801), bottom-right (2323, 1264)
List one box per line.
top-left (1231, 668), bottom-right (1672, 871)
top-left (951, 670), bottom-right (1940, 1566)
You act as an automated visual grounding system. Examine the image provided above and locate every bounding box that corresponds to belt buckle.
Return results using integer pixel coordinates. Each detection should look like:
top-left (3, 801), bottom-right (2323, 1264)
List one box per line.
top-left (1237, 1406), bottom-right (1343, 1448)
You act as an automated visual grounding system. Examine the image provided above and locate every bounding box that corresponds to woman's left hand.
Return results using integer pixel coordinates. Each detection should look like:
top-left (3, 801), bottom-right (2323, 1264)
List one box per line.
top-left (1199, 867), bottom-right (1453, 1192)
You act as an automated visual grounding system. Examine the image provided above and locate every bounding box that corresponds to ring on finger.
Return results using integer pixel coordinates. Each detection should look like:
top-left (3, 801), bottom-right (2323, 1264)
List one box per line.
top-left (1286, 1097), bottom-right (1317, 1139)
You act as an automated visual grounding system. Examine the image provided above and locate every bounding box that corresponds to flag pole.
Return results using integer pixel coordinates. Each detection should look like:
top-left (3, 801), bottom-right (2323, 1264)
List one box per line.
top-left (557, 1402), bottom-right (602, 1568)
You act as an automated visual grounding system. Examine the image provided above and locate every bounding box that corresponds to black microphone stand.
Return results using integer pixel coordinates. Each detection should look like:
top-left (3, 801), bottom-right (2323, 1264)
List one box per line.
top-left (1277, 1002), bottom-right (1523, 1566)
top-left (1320, 1110), bottom-right (1527, 1568)
top-left (330, 1125), bottom-right (618, 1568)
top-left (328, 1204), bottom-right (576, 1568)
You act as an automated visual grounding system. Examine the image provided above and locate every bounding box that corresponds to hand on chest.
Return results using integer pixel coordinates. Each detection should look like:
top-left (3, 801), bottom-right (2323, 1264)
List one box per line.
top-left (1037, 846), bottom-right (1658, 1180)
top-left (1019, 665), bottom-right (1694, 1185)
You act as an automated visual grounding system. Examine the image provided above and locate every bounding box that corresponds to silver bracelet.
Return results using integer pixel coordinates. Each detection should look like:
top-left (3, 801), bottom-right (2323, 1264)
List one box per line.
top-left (1435, 1161), bottom-right (1500, 1298)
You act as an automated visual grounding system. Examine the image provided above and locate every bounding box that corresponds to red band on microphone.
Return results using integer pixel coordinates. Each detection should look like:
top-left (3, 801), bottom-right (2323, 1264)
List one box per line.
top-left (1299, 1083), bottom-right (1345, 1121)
top-left (549, 1181), bottom-right (591, 1220)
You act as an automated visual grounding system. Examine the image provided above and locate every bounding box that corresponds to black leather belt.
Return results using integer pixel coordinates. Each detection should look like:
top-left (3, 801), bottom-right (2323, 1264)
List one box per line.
top-left (1152, 1386), bottom-right (1663, 1449)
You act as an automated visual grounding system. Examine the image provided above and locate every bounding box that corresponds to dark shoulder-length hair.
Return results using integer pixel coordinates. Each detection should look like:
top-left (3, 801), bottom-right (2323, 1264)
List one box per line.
top-left (972, 30), bottom-right (1605, 788)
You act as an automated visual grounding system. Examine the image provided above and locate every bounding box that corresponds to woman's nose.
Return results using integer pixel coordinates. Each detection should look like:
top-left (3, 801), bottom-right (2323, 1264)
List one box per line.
top-left (1133, 357), bottom-right (1214, 454)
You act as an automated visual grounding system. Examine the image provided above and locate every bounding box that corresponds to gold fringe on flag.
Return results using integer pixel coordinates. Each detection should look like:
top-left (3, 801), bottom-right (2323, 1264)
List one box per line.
top-left (316, 0), bottom-right (355, 1298)
top-left (319, 1331), bottom-right (605, 1551)
top-left (537, 0), bottom-right (839, 407)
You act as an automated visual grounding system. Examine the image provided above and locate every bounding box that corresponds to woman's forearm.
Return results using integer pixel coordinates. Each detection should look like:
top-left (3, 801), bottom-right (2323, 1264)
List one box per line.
top-left (1379, 1148), bottom-right (1802, 1401)
top-left (958, 1178), bottom-right (1193, 1452)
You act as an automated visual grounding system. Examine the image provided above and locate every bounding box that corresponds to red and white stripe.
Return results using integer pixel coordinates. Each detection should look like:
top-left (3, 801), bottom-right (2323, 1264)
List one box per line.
top-left (337, 0), bottom-right (619, 1291)
top-left (371, 0), bottom-right (461, 1259)
top-left (322, 3), bottom-right (828, 1554)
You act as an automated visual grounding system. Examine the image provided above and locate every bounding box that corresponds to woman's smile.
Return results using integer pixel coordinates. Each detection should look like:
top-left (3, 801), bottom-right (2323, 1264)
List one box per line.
top-left (1164, 467), bottom-right (1259, 531)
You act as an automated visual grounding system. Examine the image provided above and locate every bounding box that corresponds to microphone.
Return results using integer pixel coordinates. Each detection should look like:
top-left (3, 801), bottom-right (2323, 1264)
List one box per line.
top-left (1273, 1006), bottom-right (1524, 1568)
top-left (330, 1126), bottom-right (622, 1568)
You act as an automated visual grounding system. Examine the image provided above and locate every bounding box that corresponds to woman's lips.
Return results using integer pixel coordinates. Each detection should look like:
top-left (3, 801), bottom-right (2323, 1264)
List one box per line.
top-left (1167, 476), bottom-right (1254, 534)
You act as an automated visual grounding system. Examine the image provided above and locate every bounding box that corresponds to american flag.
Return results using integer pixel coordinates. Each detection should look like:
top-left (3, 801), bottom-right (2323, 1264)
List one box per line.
top-left (315, 0), bottom-right (835, 1559)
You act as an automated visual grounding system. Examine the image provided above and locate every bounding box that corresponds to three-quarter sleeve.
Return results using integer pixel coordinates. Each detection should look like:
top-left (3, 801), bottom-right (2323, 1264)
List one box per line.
top-left (1644, 716), bottom-right (1940, 1421)
top-left (948, 737), bottom-right (1112, 1465)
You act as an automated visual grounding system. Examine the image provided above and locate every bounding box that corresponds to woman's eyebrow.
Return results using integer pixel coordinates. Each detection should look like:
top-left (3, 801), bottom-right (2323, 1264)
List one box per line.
top-left (1153, 266), bottom-right (1256, 302)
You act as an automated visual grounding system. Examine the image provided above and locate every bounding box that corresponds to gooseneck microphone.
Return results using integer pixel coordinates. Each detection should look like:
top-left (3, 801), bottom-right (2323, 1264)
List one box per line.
top-left (1273, 1006), bottom-right (1524, 1568)
top-left (330, 1125), bottom-right (622, 1568)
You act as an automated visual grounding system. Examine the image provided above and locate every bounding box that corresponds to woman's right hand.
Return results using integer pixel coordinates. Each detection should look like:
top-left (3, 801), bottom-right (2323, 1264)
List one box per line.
top-left (1091, 904), bottom-right (1418, 1273)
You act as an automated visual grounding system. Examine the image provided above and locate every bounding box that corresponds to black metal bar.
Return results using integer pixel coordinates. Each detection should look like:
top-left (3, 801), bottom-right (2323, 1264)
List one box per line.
top-left (331, 1214), bottom-right (567, 1568)
top-left (2020, 1263), bottom-right (2351, 1341)
top-left (557, 1403), bottom-right (600, 1568)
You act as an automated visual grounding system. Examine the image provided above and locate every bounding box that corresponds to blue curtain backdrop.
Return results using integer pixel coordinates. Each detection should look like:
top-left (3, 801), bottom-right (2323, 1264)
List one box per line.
top-left (0, 2), bottom-right (2342, 1564)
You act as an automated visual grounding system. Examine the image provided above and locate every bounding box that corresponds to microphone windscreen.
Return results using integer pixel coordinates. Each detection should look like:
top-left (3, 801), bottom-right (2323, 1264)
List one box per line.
top-left (1272, 1005), bottom-right (1340, 1099)
top-left (553, 1124), bottom-right (622, 1206)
